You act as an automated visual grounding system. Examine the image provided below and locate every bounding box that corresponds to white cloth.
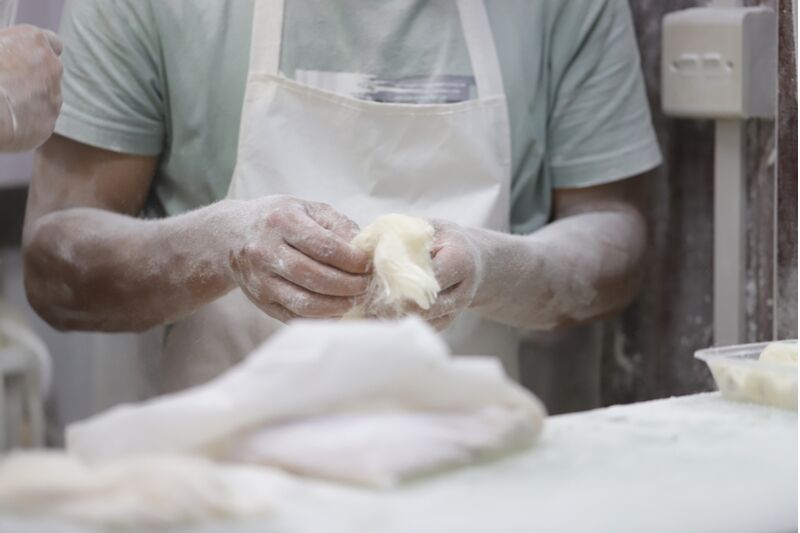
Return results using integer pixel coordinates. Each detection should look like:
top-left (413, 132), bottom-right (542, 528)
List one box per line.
top-left (150, 0), bottom-right (518, 397)
top-left (226, 407), bottom-right (535, 487)
top-left (68, 318), bottom-right (545, 487)
top-left (0, 394), bottom-right (795, 532)
top-left (0, 451), bottom-right (280, 528)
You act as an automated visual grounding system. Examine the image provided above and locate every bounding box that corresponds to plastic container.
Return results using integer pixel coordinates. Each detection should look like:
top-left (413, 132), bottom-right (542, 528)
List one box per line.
top-left (695, 340), bottom-right (797, 411)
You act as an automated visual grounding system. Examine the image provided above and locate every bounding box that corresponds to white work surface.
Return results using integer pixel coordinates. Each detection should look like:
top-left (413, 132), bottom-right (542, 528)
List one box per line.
top-left (1, 393), bottom-right (796, 533)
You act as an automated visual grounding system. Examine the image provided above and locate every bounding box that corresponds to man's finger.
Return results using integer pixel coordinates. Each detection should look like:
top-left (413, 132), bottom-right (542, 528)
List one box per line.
top-left (429, 313), bottom-right (457, 331)
top-left (233, 252), bottom-right (295, 322)
top-left (255, 299), bottom-right (300, 324)
top-left (432, 245), bottom-right (468, 291)
top-left (42, 30), bottom-right (63, 55)
top-left (270, 276), bottom-right (357, 318)
top-left (422, 283), bottom-right (471, 319)
top-left (284, 211), bottom-right (370, 274)
top-left (307, 201), bottom-right (361, 242)
top-left (274, 244), bottom-right (369, 297)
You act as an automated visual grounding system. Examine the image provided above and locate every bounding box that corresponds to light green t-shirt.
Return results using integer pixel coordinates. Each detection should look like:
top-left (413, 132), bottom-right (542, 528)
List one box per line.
top-left (55, 0), bottom-right (661, 234)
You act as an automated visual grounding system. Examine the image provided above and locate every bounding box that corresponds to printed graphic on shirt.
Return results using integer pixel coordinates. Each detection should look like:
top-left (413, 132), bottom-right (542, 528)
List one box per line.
top-left (295, 69), bottom-right (476, 103)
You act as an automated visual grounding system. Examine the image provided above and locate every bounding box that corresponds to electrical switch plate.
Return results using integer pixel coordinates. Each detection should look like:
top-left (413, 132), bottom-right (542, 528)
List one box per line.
top-left (661, 7), bottom-right (776, 119)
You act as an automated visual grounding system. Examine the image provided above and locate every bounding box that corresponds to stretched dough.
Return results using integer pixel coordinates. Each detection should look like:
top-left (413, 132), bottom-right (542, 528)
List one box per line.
top-left (351, 214), bottom-right (440, 315)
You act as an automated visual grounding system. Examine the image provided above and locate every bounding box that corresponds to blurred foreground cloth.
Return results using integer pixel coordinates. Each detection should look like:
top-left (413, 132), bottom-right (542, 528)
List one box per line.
top-left (67, 317), bottom-right (545, 487)
top-left (0, 302), bottom-right (50, 449)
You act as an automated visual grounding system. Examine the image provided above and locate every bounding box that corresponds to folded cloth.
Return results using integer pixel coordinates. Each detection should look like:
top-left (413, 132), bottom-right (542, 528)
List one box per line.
top-left (67, 317), bottom-right (546, 487)
top-left (226, 407), bottom-right (536, 487)
top-left (0, 451), bottom-right (279, 528)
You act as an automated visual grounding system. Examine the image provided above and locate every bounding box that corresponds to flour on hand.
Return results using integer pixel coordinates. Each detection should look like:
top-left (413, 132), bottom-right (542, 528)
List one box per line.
top-left (350, 214), bottom-right (440, 316)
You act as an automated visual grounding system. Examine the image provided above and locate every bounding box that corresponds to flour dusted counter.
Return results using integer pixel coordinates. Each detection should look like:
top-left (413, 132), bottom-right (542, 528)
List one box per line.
top-left (1, 393), bottom-right (796, 533)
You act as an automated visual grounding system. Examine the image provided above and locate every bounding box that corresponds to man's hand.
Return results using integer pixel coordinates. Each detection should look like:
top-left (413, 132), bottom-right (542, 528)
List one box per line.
top-left (411, 175), bottom-right (647, 332)
top-left (417, 220), bottom-right (483, 331)
top-left (467, 177), bottom-right (648, 330)
top-left (0, 25), bottom-right (63, 153)
top-left (25, 137), bottom-right (370, 331)
top-left (227, 196), bottom-right (371, 322)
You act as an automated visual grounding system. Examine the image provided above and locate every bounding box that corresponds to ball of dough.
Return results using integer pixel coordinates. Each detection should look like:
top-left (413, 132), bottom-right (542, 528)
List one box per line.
top-left (351, 214), bottom-right (441, 313)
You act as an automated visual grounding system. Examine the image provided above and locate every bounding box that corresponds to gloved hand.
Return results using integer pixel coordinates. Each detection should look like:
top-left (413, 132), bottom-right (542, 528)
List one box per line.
top-left (0, 25), bottom-right (63, 153)
top-left (418, 220), bottom-right (484, 331)
top-left (420, 200), bottom-right (647, 331)
top-left (226, 196), bottom-right (371, 322)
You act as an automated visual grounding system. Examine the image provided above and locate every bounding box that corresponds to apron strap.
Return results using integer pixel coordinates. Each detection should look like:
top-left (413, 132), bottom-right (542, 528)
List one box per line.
top-left (457, 0), bottom-right (505, 98)
top-left (249, 0), bottom-right (285, 76)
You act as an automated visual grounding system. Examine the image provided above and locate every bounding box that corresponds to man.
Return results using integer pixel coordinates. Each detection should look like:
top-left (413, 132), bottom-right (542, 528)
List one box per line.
top-left (22, 0), bottom-right (660, 393)
top-left (0, 24), bottom-right (62, 153)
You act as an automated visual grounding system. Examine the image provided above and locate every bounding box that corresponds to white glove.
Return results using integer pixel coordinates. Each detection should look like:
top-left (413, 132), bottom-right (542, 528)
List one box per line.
top-left (0, 25), bottom-right (63, 153)
top-left (226, 196), bottom-right (371, 321)
top-left (421, 207), bottom-right (647, 331)
top-left (415, 210), bottom-right (642, 332)
top-left (417, 220), bottom-right (483, 330)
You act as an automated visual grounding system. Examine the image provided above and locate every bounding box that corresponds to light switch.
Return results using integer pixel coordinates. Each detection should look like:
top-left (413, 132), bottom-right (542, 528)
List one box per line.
top-left (700, 53), bottom-right (728, 76)
top-left (672, 54), bottom-right (701, 74)
top-left (661, 7), bottom-right (776, 119)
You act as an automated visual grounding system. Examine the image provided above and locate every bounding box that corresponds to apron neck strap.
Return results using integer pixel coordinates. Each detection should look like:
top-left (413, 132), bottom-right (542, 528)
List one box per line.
top-left (456, 0), bottom-right (505, 98)
top-left (248, 0), bottom-right (505, 99)
top-left (250, 0), bottom-right (285, 76)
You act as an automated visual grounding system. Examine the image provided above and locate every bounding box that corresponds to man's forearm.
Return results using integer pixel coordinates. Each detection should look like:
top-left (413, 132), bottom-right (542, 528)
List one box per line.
top-left (469, 208), bottom-right (646, 329)
top-left (23, 200), bottom-right (242, 332)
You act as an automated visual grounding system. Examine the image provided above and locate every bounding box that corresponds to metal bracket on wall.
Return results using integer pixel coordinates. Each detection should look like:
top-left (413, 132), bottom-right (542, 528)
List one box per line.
top-left (661, 5), bottom-right (777, 345)
top-left (713, 120), bottom-right (746, 344)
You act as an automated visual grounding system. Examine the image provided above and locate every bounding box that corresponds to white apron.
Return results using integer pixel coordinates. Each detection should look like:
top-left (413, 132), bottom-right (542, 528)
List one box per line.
top-left (147, 0), bottom-right (518, 395)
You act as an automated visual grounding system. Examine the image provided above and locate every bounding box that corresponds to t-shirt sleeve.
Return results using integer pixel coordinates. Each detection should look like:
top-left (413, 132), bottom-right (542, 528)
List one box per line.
top-left (54, 0), bottom-right (165, 155)
top-left (547, 0), bottom-right (661, 189)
